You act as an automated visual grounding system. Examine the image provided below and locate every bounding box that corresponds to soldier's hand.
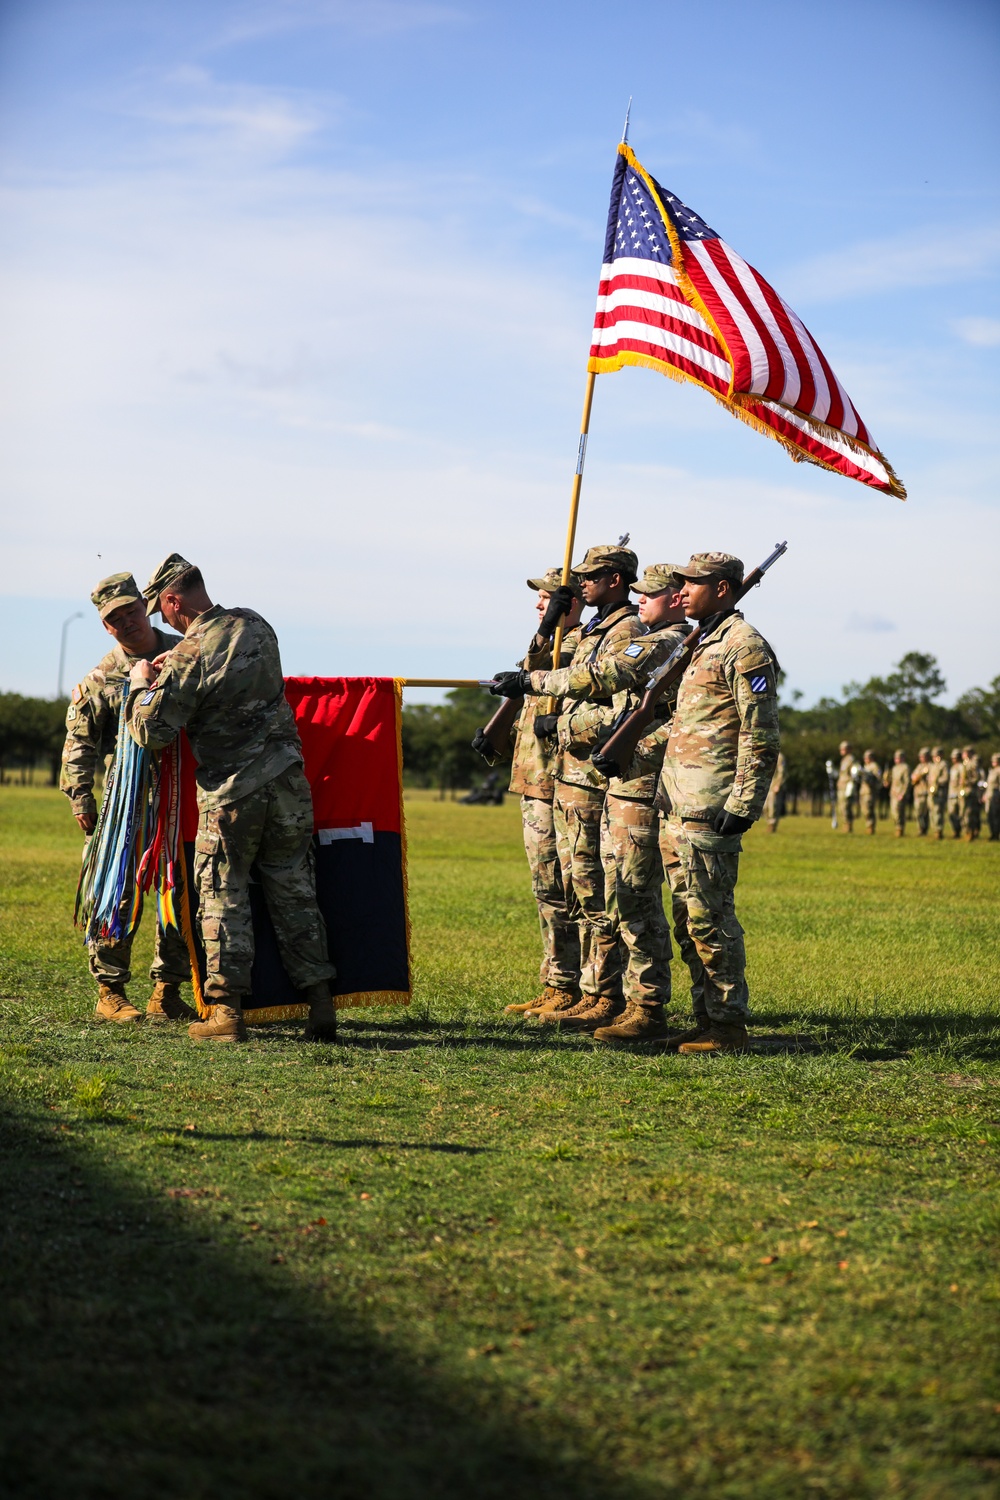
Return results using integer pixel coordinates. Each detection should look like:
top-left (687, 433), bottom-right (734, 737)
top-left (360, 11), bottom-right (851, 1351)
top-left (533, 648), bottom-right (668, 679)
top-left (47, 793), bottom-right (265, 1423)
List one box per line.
top-left (591, 750), bottom-right (621, 780)
top-left (151, 652), bottom-right (170, 669)
top-left (489, 669), bottom-right (532, 698)
top-left (713, 809), bottom-right (753, 837)
top-left (533, 713), bottom-right (558, 738)
top-left (538, 586), bottom-right (576, 639)
top-left (471, 727), bottom-right (495, 764)
top-left (74, 808), bottom-right (97, 834)
top-left (129, 659), bottom-right (155, 688)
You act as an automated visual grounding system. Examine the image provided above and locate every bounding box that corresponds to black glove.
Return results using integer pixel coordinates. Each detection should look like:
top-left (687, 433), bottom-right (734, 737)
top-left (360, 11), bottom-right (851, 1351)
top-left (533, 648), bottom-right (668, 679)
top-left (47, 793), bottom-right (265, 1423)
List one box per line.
top-left (471, 727), bottom-right (495, 763)
top-left (533, 713), bottom-right (558, 738)
top-left (489, 669), bottom-right (532, 698)
top-left (538, 585), bottom-right (576, 639)
top-left (591, 750), bottom-right (621, 780)
top-left (713, 809), bottom-right (753, 837)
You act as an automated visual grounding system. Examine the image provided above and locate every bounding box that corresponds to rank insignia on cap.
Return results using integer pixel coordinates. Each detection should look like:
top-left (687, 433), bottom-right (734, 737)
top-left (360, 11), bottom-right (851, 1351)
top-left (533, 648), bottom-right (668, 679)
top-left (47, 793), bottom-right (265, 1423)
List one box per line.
top-left (750, 674), bottom-right (768, 693)
top-left (623, 643), bottom-right (644, 658)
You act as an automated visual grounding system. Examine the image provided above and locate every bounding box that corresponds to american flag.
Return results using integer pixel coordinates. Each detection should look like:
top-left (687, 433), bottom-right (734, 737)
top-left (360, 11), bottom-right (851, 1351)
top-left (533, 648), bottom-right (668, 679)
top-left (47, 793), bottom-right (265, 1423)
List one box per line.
top-left (589, 145), bottom-right (905, 498)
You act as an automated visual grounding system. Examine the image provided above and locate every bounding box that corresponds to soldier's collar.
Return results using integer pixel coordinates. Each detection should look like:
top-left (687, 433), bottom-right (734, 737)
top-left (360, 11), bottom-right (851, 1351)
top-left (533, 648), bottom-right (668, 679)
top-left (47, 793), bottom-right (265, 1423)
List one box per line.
top-left (582, 600), bottom-right (637, 634)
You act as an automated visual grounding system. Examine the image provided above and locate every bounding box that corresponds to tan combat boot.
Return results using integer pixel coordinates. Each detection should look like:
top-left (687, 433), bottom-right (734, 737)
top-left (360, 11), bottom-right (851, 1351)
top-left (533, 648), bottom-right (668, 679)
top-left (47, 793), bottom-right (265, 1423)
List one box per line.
top-left (506, 987), bottom-right (557, 1015)
top-left (146, 982), bottom-right (197, 1022)
top-left (303, 982), bottom-right (338, 1042)
top-left (94, 984), bottom-right (142, 1024)
top-left (188, 1003), bottom-right (246, 1043)
top-left (557, 995), bottom-right (626, 1033)
top-left (678, 1023), bottom-right (749, 1055)
top-left (593, 1002), bottom-right (671, 1044)
top-left (534, 990), bottom-right (592, 1024)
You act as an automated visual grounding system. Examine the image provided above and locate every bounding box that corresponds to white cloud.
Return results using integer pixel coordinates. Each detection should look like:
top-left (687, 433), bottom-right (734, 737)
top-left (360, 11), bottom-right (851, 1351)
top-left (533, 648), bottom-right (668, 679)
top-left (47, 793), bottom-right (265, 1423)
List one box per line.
top-left (846, 613), bottom-right (896, 633)
top-left (781, 223), bottom-right (1000, 303)
top-left (953, 316), bottom-right (1000, 347)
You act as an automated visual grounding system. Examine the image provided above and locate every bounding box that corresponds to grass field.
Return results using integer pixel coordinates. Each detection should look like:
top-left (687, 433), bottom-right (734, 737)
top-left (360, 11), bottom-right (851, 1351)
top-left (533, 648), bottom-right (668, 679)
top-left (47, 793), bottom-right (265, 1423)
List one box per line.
top-left (1, 786), bottom-right (998, 1499)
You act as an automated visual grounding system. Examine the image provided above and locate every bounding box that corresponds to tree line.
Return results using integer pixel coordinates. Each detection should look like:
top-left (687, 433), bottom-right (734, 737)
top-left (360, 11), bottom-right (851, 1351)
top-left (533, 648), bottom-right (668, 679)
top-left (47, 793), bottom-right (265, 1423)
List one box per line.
top-left (4, 653), bottom-right (998, 799)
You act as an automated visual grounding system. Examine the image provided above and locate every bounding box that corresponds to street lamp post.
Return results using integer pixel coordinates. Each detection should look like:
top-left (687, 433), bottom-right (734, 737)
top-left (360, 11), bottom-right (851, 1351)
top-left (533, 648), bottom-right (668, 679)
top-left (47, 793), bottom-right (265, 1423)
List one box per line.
top-left (58, 612), bottom-right (84, 699)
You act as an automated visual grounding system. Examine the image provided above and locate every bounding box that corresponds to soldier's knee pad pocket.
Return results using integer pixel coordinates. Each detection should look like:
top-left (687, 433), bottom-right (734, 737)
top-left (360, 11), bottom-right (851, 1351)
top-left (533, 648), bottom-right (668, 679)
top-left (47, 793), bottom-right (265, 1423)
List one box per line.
top-left (194, 826), bottom-right (221, 895)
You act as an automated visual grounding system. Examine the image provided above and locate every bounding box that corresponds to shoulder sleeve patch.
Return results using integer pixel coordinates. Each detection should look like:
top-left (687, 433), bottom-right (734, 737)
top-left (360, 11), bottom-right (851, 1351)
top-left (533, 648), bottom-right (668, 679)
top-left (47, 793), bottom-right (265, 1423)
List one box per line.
top-left (71, 683), bottom-right (83, 704)
top-left (622, 643), bottom-right (645, 658)
top-left (734, 647), bottom-right (774, 674)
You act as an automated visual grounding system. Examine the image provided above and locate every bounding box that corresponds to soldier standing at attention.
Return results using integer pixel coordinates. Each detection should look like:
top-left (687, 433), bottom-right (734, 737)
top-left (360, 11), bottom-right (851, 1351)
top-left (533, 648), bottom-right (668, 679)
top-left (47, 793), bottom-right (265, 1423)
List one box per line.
top-left (762, 751), bottom-right (787, 833)
top-left (859, 750), bottom-right (881, 835)
top-left (657, 553), bottom-right (780, 1055)
top-left (61, 573), bottom-right (195, 1025)
top-left (959, 745), bottom-right (983, 842)
top-left (126, 554), bottom-right (338, 1044)
top-left (488, 543), bottom-right (644, 1032)
top-left (503, 570), bottom-right (584, 1018)
top-left (590, 564), bottom-right (693, 1044)
top-left (910, 747), bottom-right (932, 837)
top-left (835, 741), bottom-right (859, 832)
top-left (928, 746), bottom-right (950, 840)
top-left (947, 748), bottom-right (963, 838)
top-left (889, 750), bottom-right (911, 837)
top-left (984, 753), bottom-right (1000, 841)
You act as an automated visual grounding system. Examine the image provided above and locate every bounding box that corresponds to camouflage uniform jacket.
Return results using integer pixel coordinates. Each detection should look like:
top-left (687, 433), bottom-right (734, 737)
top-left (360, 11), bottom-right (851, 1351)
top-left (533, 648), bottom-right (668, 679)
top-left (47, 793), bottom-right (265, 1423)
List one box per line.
top-left (610, 620), bottom-right (694, 801)
top-left (958, 758), bottom-right (982, 805)
top-left (860, 761), bottom-right (882, 793)
top-left (659, 610), bottom-right (780, 825)
top-left (985, 765), bottom-right (1000, 803)
top-left (910, 762), bottom-right (931, 797)
top-left (526, 602), bottom-right (645, 792)
top-left (889, 762), bottom-right (911, 801)
top-left (837, 752), bottom-right (859, 797)
top-left (125, 606), bottom-right (303, 811)
top-left (947, 762), bottom-right (962, 801)
top-left (60, 626), bottom-right (181, 821)
top-left (508, 625), bottom-right (582, 799)
top-left (928, 760), bottom-right (949, 801)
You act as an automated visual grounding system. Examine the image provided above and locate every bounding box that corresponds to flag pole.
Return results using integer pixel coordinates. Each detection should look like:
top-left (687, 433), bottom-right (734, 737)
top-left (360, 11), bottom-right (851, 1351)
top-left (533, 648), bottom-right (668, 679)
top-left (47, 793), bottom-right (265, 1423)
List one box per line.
top-left (550, 100), bottom-right (631, 671)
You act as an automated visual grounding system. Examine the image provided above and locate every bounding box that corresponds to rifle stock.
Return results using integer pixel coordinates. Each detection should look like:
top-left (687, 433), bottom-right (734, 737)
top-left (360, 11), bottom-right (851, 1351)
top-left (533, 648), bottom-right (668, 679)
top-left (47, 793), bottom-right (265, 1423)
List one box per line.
top-left (478, 695), bottom-right (523, 764)
top-left (596, 542), bottom-right (788, 775)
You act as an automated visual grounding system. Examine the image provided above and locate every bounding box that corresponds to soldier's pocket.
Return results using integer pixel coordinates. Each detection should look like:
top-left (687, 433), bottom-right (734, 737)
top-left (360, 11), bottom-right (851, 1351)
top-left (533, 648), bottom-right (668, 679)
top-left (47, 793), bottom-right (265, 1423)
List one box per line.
top-left (621, 824), bottom-right (662, 891)
top-left (194, 825), bottom-right (221, 896)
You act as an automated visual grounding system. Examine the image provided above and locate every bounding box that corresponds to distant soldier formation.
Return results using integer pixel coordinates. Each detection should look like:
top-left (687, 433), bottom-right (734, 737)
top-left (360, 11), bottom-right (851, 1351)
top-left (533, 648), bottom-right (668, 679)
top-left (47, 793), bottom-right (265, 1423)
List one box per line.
top-left (825, 740), bottom-right (997, 841)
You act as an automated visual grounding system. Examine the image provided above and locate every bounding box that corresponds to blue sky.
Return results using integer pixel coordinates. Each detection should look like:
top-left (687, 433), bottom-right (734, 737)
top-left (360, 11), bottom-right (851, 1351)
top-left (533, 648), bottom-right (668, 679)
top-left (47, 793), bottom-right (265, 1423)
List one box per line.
top-left (2, 0), bottom-right (998, 704)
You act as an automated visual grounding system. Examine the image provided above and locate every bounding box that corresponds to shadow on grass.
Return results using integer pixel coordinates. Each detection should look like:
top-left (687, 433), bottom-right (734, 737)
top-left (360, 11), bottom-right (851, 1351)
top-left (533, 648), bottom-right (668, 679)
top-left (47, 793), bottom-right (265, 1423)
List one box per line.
top-left (754, 1009), bottom-right (1000, 1062)
top-left (0, 1102), bottom-right (653, 1500)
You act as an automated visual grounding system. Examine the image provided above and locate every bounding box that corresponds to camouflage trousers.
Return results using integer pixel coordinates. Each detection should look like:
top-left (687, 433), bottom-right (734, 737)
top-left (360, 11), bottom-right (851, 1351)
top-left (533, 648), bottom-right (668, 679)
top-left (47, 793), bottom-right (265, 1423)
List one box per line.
top-left (87, 890), bottom-right (190, 990)
top-left (859, 788), bottom-right (878, 833)
top-left (913, 793), bottom-right (930, 835)
top-left (762, 784), bottom-right (783, 832)
top-left (600, 794), bottom-right (671, 1010)
top-left (658, 820), bottom-right (703, 1013)
top-left (836, 792), bottom-right (856, 831)
top-left (194, 764), bottom-right (335, 1004)
top-left (891, 796), bottom-right (908, 833)
top-left (947, 796), bottom-right (961, 836)
top-left (960, 794), bottom-right (981, 837)
top-left (553, 781), bottom-right (621, 1003)
top-left (987, 794), bottom-right (1000, 841)
top-left (930, 795), bottom-right (947, 836)
top-left (662, 821), bottom-right (748, 1026)
top-left (520, 795), bottom-right (581, 992)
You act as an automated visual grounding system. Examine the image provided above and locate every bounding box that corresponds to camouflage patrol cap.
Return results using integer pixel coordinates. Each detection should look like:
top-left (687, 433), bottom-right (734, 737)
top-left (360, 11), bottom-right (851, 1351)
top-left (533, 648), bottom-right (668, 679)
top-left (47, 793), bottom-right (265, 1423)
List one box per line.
top-left (526, 568), bottom-right (583, 599)
top-left (962, 744), bottom-right (975, 756)
top-left (951, 748), bottom-right (961, 760)
top-left (143, 552), bottom-right (196, 615)
top-left (931, 745), bottom-right (943, 756)
top-left (918, 746), bottom-right (930, 758)
top-left (572, 543), bottom-right (639, 579)
top-left (631, 563), bottom-right (685, 596)
top-left (677, 551), bottom-right (744, 585)
top-left (90, 572), bottom-right (142, 621)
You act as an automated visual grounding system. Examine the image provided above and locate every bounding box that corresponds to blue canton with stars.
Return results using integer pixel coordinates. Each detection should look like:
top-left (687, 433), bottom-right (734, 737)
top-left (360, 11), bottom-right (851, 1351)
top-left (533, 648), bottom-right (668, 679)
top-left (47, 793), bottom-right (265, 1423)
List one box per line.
top-left (602, 151), bottom-right (720, 266)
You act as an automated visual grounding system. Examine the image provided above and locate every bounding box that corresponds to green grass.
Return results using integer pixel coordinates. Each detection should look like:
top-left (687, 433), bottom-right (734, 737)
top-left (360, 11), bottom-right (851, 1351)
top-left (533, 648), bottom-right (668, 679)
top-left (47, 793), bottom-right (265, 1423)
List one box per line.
top-left (1, 786), bottom-right (998, 1499)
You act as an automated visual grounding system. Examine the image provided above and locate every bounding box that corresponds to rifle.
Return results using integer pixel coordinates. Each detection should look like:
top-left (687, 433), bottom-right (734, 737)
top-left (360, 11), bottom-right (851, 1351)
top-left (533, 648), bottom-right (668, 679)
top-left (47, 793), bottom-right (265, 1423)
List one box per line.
top-left (593, 541), bottom-right (788, 777)
top-left (475, 694), bottom-right (523, 766)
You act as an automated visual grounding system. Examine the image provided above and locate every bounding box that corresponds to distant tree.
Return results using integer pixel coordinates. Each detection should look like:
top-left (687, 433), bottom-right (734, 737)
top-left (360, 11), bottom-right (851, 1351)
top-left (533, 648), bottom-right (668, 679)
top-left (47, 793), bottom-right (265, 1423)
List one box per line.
top-left (954, 674), bottom-right (1000, 740)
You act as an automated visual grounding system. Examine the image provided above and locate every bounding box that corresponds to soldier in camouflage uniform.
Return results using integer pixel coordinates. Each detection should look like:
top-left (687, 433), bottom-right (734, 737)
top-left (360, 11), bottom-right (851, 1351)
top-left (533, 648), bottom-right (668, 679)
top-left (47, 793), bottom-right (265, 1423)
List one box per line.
top-left (489, 543), bottom-right (645, 1032)
top-left (126, 554), bottom-right (337, 1044)
top-left (928, 746), bottom-right (950, 839)
top-left (889, 750), bottom-right (911, 836)
top-left (859, 750), bottom-right (881, 834)
top-left (910, 747), bottom-right (932, 836)
top-left (959, 745), bottom-right (983, 841)
top-left (503, 570), bottom-right (584, 1017)
top-left (984, 753), bottom-right (1000, 841)
top-left (762, 751), bottom-right (787, 833)
top-left (835, 741), bottom-right (860, 832)
top-left (658, 553), bottom-right (780, 1054)
top-left (946, 748), bottom-right (963, 838)
top-left (591, 564), bottom-right (694, 1043)
top-left (60, 572), bottom-right (195, 1025)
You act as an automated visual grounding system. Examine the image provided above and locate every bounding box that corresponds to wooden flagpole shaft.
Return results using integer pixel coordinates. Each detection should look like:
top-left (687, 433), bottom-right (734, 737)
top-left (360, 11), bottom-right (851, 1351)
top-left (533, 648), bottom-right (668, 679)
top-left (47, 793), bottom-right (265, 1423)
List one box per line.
top-left (551, 370), bottom-right (596, 668)
top-left (400, 679), bottom-right (487, 688)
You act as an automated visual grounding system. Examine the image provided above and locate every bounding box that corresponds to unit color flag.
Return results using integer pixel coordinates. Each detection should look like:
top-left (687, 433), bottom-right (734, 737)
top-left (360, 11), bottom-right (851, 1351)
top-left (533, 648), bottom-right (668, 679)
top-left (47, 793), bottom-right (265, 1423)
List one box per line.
top-left (589, 144), bottom-right (905, 498)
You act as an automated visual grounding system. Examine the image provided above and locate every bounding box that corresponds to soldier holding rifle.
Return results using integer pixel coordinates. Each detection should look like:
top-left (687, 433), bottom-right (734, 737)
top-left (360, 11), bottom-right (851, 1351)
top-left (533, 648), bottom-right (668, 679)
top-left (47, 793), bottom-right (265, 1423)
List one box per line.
top-left (594, 546), bottom-right (784, 1055)
top-left (928, 747), bottom-right (950, 840)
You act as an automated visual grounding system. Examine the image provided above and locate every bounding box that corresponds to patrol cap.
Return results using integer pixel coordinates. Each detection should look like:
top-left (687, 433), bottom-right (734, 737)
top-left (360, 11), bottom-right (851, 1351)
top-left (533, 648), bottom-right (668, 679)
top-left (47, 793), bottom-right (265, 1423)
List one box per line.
top-left (572, 543), bottom-right (639, 579)
top-left (90, 572), bottom-right (142, 621)
top-left (143, 552), bottom-right (196, 615)
top-left (962, 744), bottom-right (975, 755)
top-left (677, 551), bottom-right (744, 585)
top-left (951, 748), bottom-right (961, 759)
top-left (631, 563), bottom-right (685, 596)
top-left (918, 746), bottom-right (930, 757)
top-left (526, 568), bottom-right (583, 599)
top-left (931, 745), bottom-right (942, 756)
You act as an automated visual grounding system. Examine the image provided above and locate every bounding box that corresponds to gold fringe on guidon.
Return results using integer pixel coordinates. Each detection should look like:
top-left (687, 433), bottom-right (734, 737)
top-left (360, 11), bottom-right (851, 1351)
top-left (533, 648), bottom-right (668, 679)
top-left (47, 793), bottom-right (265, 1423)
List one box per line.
top-left (245, 678), bottom-right (413, 1025)
top-left (590, 144), bottom-right (906, 501)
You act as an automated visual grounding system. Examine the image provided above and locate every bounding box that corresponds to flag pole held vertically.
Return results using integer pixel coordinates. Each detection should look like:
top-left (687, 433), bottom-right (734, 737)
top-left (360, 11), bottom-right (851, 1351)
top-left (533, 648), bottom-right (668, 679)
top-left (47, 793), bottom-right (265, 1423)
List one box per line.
top-left (551, 371), bottom-right (596, 668)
